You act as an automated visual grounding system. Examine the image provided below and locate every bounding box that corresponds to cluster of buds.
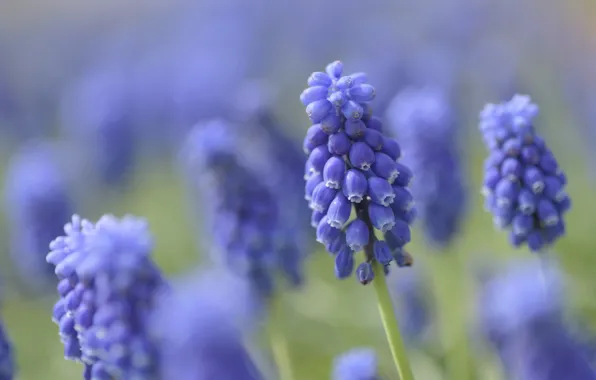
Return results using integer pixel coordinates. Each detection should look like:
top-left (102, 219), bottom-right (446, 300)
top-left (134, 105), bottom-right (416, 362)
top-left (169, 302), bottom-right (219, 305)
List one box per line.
top-left (301, 61), bottom-right (416, 283)
top-left (480, 95), bottom-right (570, 251)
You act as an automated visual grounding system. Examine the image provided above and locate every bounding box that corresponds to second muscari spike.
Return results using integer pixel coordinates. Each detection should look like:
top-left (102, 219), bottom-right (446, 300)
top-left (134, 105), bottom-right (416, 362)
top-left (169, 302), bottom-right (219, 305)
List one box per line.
top-left (479, 95), bottom-right (570, 252)
top-left (301, 60), bottom-right (417, 282)
top-left (386, 86), bottom-right (467, 249)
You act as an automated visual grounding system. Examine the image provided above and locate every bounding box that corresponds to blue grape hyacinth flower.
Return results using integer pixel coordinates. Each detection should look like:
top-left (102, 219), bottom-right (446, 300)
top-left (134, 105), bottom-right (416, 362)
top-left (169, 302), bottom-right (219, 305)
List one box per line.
top-left (479, 95), bottom-right (570, 252)
top-left (182, 119), bottom-right (305, 297)
top-left (386, 87), bottom-right (467, 249)
top-left (60, 64), bottom-right (136, 190)
top-left (332, 348), bottom-right (380, 380)
top-left (234, 80), bottom-right (312, 246)
top-left (390, 267), bottom-right (431, 345)
top-left (152, 269), bottom-right (264, 380)
top-left (3, 141), bottom-right (74, 290)
top-left (301, 61), bottom-right (416, 282)
top-left (0, 321), bottom-right (15, 380)
top-left (46, 214), bottom-right (166, 379)
top-left (478, 258), bottom-right (596, 380)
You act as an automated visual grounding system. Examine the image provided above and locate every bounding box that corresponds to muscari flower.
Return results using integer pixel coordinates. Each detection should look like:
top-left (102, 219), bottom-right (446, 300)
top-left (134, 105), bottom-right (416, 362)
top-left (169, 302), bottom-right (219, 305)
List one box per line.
top-left (60, 64), bottom-right (136, 190)
top-left (386, 86), bottom-right (467, 248)
top-left (165, 0), bottom-right (266, 125)
top-left (478, 258), bottom-right (596, 380)
top-left (479, 95), bottom-right (570, 252)
top-left (151, 269), bottom-right (264, 380)
top-left (332, 348), bottom-right (380, 380)
top-left (234, 80), bottom-right (311, 243)
top-left (0, 321), bottom-right (15, 380)
top-left (182, 119), bottom-right (304, 297)
top-left (46, 214), bottom-right (166, 379)
top-left (557, 64), bottom-right (596, 181)
top-left (301, 61), bottom-right (416, 282)
top-left (3, 141), bottom-right (74, 290)
top-left (390, 267), bottom-right (431, 345)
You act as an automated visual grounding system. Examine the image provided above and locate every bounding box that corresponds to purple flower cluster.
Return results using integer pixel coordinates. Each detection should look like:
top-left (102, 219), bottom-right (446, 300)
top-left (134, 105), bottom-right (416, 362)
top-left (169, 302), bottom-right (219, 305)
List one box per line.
top-left (386, 87), bottom-right (467, 248)
top-left (0, 321), bottom-right (15, 380)
top-left (234, 80), bottom-right (312, 246)
top-left (332, 348), bottom-right (380, 380)
top-left (480, 95), bottom-right (570, 252)
top-left (151, 270), bottom-right (264, 380)
top-left (390, 267), bottom-right (431, 345)
top-left (182, 119), bottom-right (304, 297)
top-left (46, 214), bottom-right (166, 379)
top-left (478, 259), bottom-right (596, 380)
top-left (3, 141), bottom-right (74, 290)
top-left (60, 65), bottom-right (136, 190)
top-left (301, 61), bottom-right (416, 282)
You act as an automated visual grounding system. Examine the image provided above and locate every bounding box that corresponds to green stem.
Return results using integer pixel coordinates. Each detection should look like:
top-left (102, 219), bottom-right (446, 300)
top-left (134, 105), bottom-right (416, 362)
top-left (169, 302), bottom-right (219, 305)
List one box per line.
top-left (430, 250), bottom-right (472, 380)
top-left (371, 260), bottom-right (415, 380)
top-left (358, 199), bottom-right (414, 379)
top-left (267, 295), bottom-right (295, 380)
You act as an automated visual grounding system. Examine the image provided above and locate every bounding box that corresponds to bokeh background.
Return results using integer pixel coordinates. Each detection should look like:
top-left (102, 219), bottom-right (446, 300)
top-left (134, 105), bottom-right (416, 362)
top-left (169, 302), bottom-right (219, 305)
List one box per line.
top-left (1, 0), bottom-right (596, 379)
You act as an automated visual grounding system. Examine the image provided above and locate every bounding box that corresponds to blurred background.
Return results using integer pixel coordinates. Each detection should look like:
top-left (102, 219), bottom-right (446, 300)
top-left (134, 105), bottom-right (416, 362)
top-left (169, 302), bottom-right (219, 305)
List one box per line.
top-left (1, 0), bottom-right (596, 379)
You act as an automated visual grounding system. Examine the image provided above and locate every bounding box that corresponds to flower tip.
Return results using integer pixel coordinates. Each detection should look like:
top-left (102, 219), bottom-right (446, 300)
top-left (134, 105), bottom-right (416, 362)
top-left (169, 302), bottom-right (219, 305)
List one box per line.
top-left (326, 61), bottom-right (344, 79)
top-left (395, 251), bottom-right (414, 267)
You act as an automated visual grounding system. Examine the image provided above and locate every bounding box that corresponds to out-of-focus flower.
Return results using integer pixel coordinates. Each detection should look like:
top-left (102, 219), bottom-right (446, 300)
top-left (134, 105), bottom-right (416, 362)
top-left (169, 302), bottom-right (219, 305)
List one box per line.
top-left (386, 86), bottom-right (467, 249)
top-left (478, 258), bottom-right (596, 379)
top-left (60, 64), bottom-right (137, 190)
top-left (152, 269), bottom-right (264, 380)
top-left (556, 59), bottom-right (596, 181)
top-left (0, 321), bottom-right (15, 380)
top-left (390, 267), bottom-right (431, 345)
top-left (46, 214), bottom-right (166, 379)
top-left (181, 119), bottom-right (305, 297)
top-left (479, 258), bottom-right (562, 343)
top-left (332, 348), bottom-right (380, 380)
top-left (480, 95), bottom-right (570, 252)
top-left (130, 0), bottom-right (266, 137)
top-left (236, 81), bottom-right (309, 215)
top-left (3, 141), bottom-right (74, 290)
top-left (233, 80), bottom-right (313, 254)
top-left (301, 61), bottom-right (416, 282)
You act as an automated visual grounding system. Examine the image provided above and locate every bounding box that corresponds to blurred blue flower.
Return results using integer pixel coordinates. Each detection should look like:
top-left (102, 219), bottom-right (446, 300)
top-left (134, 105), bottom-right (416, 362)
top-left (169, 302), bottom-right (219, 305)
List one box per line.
top-left (60, 64), bottom-right (137, 190)
top-left (3, 141), bottom-right (74, 290)
top-left (182, 119), bottom-right (305, 297)
top-left (301, 61), bottom-right (416, 281)
top-left (496, 318), bottom-right (596, 380)
top-left (332, 348), bottom-right (380, 380)
top-left (479, 258), bottom-right (562, 342)
top-left (386, 86), bottom-right (467, 249)
top-left (389, 267), bottom-right (431, 345)
top-left (152, 269), bottom-right (264, 380)
top-left (234, 80), bottom-right (312, 244)
top-left (0, 321), bottom-right (15, 380)
top-left (557, 63), bottom-right (596, 181)
top-left (130, 0), bottom-right (266, 136)
top-left (46, 214), bottom-right (166, 379)
top-left (478, 258), bottom-right (596, 379)
top-left (479, 95), bottom-right (570, 252)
